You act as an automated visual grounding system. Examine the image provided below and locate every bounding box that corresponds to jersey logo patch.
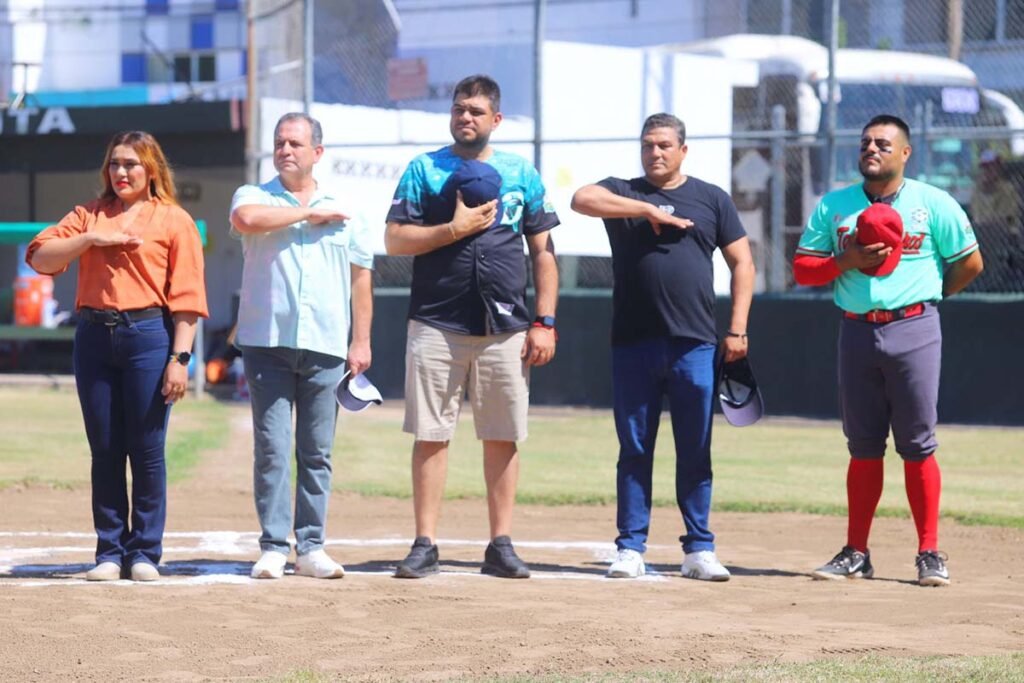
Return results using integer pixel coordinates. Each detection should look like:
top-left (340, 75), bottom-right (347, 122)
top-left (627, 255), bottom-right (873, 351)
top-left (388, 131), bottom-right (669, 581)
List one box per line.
top-left (494, 302), bottom-right (514, 316)
top-left (500, 191), bottom-right (525, 232)
top-left (912, 208), bottom-right (929, 228)
top-left (658, 205), bottom-right (675, 215)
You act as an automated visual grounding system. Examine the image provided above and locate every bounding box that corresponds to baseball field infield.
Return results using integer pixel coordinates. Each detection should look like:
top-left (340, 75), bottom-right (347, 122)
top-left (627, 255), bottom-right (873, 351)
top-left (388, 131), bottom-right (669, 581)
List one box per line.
top-left (1, 388), bottom-right (1021, 681)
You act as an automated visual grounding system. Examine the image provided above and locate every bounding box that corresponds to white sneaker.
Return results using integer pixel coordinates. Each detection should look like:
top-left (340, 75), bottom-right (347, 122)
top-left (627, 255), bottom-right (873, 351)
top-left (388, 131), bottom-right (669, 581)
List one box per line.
top-left (295, 549), bottom-right (345, 579)
top-left (251, 550), bottom-right (288, 579)
top-left (86, 561), bottom-right (121, 581)
top-left (681, 550), bottom-right (731, 582)
top-left (130, 562), bottom-right (160, 582)
top-left (607, 549), bottom-right (646, 578)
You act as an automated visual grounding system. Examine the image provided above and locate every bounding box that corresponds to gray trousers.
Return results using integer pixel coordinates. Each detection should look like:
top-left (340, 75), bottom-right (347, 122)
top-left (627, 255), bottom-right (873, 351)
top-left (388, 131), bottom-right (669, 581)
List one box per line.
top-left (838, 303), bottom-right (941, 460)
top-left (241, 346), bottom-right (346, 555)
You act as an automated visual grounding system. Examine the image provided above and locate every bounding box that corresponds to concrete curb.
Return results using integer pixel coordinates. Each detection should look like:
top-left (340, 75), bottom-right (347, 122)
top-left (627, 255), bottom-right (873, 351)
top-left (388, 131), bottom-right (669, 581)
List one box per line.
top-left (0, 374), bottom-right (76, 389)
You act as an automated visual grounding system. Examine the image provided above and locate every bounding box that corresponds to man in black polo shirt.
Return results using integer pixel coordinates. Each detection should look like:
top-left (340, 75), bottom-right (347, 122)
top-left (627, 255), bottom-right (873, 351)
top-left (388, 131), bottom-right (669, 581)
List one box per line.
top-left (385, 75), bottom-right (560, 579)
top-left (572, 112), bottom-right (755, 581)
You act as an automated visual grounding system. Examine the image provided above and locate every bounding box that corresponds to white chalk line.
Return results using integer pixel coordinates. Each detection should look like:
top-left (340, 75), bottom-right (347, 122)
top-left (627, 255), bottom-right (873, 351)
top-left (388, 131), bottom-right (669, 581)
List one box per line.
top-left (0, 531), bottom-right (675, 586)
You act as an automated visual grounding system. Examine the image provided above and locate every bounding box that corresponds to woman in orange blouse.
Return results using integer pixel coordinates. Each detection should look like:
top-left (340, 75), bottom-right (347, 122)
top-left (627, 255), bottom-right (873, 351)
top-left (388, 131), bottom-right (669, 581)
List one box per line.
top-left (27, 131), bottom-right (208, 582)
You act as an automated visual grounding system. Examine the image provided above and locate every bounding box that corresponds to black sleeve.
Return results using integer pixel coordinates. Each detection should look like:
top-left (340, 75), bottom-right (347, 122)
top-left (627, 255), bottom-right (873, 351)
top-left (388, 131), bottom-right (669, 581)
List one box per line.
top-left (715, 187), bottom-right (747, 249)
top-left (596, 176), bottom-right (632, 198)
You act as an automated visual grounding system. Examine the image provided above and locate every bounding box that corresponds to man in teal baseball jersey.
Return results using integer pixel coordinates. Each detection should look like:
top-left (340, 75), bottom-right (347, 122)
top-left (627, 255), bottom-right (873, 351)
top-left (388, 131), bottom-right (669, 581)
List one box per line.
top-left (793, 114), bottom-right (983, 587)
top-left (385, 75), bottom-right (559, 580)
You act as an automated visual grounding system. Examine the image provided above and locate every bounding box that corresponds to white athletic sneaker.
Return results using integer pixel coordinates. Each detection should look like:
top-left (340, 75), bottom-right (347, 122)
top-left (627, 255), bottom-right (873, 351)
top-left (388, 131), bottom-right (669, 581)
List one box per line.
top-left (130, 562), bottom-right (160, 582)
top-left (607, 549), bottom-right (646, 578)
top-left (681, 550), bottom-right (731, 582)
top-left (294, 549), bottom-right (345, 579)
top-left (85, 561), bottom-right (121, 581)
top-left (251, 550), bottom-right (288, 579)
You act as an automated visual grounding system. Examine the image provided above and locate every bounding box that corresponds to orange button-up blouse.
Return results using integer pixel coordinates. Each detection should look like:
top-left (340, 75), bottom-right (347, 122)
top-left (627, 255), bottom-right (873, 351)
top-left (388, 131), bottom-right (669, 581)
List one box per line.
top-left (26, 198), bottom-right (209, 317)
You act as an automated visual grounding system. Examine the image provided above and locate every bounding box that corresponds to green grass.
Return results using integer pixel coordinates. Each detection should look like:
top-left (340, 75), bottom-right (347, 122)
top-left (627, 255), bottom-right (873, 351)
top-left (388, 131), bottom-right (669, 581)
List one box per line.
top-left (272, 653), bottom-right (1024, 682)
top-left (2, 386), bottom-right (1021, 528)
top-left (488, 653), bottom-right (1024, 681)
top-left (335, 409), bottom-right (1024, 528)
top-left (0, 387), bottom-right (228, 488)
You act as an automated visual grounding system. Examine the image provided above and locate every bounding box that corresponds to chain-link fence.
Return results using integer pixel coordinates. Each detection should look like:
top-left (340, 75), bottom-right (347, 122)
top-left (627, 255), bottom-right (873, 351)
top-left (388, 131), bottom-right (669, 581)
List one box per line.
top-left (250, 0), bottom-right (1024, 294)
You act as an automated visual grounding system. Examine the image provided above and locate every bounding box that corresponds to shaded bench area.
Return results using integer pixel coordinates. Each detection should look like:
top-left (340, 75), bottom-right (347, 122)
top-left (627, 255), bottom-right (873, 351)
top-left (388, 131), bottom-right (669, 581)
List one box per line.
top-left (0, 222), bottom-right (208, 382)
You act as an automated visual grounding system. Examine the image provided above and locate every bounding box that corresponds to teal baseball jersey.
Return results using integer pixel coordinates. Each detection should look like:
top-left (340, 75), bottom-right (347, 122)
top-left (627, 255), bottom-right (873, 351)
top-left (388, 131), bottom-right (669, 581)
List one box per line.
top-left (796, 178), bottom-right (979, 313)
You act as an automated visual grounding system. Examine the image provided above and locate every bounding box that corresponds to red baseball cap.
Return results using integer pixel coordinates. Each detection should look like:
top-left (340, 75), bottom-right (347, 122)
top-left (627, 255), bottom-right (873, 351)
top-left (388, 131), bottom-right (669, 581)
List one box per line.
top-left (855, 203), bottom-right (904, 276)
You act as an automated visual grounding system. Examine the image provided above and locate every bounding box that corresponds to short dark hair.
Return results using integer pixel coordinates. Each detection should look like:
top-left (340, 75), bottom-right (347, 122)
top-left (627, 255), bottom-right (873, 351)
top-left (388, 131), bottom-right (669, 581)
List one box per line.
top-left (452, 74), bottom-right (501, 113)
top-left (275, 112), bottom-right (323, 146)
top-left (641, 113), bottom-right (686, 145)
top-left (863, 114), bottom-right (911, 142)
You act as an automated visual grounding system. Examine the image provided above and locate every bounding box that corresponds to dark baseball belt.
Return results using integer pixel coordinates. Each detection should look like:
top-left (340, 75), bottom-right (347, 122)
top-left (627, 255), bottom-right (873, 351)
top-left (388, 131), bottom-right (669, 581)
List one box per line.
top-left (843, 302), bottom-right (925, 324)
top-left (79, 306), bottom-right (165, 326)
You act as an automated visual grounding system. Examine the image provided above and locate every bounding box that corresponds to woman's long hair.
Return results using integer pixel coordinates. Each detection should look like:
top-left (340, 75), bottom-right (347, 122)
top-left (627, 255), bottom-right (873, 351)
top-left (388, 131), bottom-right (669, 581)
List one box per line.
top-left (99, 130), bottom-right (178, 204)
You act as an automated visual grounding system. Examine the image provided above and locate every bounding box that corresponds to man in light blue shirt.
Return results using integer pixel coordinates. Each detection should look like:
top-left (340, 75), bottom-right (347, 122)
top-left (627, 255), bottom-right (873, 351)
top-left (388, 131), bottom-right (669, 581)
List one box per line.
top-left (230, 112), bottom-right (374, 580)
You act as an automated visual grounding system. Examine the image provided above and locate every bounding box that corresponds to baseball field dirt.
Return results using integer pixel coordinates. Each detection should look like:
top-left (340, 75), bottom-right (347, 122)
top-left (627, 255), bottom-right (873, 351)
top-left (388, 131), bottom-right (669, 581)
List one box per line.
top-left (1, 410), bottom-right (1022, 681)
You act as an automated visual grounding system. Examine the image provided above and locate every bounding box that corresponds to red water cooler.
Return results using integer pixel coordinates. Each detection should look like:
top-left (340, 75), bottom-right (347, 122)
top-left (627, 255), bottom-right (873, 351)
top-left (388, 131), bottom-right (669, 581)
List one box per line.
top-left (13, 275), bottom-right (54, 326)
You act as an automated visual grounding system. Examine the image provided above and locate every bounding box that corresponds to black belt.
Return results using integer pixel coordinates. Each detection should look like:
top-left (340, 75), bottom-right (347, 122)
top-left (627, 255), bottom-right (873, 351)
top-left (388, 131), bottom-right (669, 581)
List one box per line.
top-left (79, 307), bottom-right (165, 326)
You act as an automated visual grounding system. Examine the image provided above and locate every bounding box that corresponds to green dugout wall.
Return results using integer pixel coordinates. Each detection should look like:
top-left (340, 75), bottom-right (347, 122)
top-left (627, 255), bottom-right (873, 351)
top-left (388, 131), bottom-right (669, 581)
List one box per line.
top-left (370, 291), bottom-right (1024, 426)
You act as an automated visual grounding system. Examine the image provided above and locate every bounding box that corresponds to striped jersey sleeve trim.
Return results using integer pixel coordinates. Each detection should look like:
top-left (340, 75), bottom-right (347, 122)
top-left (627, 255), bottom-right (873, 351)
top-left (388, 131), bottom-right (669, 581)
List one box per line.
top-left (944, 242), bottom-right (979, 263)
top-left (795, 247), bottom-right (832, 256)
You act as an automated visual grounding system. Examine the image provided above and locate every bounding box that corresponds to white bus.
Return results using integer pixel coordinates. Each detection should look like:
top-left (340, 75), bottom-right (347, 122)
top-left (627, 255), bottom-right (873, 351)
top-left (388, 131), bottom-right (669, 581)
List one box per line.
top-left (672, 34), bottom-right (1024, 263)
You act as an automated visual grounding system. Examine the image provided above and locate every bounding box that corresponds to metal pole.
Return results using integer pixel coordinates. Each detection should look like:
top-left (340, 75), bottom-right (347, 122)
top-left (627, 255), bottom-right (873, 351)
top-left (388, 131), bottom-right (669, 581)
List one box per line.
top-left (948, 0), bottom-right (963, 61)
top-left (193, 317), bottom-right (206, 398)
top-left (770, 105), bottom-right (787, 293)
top-left (532, 0), bottom-right (545, 171)
top-left (303, 0), bottom-right (314, 113)
top-left (824, 0), bottom-right (839, 193)
top-left (245, 0), bottom-right (259, 186)
top-left (922, 99), bottom-right (933, 183)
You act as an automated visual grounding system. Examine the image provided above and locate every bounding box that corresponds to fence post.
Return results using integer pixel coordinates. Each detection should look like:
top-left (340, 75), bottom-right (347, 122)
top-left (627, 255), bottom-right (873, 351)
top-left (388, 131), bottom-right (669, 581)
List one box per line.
top-left (193, 318), bottom-right (205, 398)
top-left (533, 0), bottom-right (545, 172)
top-left (923, 99), bottom-right (934, 185)
top-left (303, 0), bottom-right (314, 114)
top-left (824, 0), bottom-right (839, 193)
top-left (770, 105), bottom-right (787, 293)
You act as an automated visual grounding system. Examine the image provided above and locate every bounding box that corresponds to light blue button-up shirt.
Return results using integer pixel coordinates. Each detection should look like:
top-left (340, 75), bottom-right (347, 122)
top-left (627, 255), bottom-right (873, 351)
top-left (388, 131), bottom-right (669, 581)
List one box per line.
top-left (231, 177), bottom-right (374, 359)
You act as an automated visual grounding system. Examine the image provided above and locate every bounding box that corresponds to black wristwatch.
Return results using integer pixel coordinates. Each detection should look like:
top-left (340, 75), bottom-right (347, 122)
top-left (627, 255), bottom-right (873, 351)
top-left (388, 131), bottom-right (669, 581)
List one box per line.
top-left (168, 351), bottom-right (192, 365)
top-left (533, 315), bottom-right (556, 328)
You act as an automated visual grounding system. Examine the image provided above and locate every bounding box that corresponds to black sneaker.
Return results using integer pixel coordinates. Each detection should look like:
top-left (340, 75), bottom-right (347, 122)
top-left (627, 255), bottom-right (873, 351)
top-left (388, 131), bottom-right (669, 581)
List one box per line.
top-left (394, 536), bottom-right (439, 579)
top-left (811, 545), bottom-right (874, 580)
top-left (481, 536), bottom-right (530, 579)
top-left (916, 550), bottom-right (950, 587)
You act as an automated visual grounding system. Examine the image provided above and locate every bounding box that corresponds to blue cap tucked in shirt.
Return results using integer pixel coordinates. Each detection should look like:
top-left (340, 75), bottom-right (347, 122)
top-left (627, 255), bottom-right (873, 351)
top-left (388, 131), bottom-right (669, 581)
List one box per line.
top-left (424, 159), bottom-right (503, 229)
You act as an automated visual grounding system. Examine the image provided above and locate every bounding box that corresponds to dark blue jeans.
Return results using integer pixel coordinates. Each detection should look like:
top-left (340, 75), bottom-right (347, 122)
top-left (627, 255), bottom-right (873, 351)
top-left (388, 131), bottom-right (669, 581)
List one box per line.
top-left (74, 314), bottom-right (173, 568)
top-left (612, 337), bottom-right (717, 554)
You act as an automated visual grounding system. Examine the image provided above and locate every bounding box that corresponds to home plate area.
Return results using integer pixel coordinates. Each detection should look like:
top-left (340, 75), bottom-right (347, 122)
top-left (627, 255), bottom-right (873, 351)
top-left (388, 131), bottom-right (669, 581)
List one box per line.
top-left (0, 531), bottom-right (677, 585)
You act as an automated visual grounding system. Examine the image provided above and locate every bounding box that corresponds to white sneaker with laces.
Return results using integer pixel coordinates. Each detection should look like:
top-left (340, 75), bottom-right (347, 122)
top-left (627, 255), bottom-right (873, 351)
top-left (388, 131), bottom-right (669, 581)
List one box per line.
top-left (251, 550), bottom-right (288, 579)
top-left (607, 549), bottom-right (646, 578)
top-left (681, 550), bottom-right (731, 582)
top-left (295, 549), bottom-right (345, 579)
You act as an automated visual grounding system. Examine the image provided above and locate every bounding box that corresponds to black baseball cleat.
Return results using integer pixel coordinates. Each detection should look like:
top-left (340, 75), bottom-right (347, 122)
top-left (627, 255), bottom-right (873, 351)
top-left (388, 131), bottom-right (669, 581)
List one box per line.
top-left (916, 550), bottom-right (951, 587)
top-left (812, 545), bottom-right (874, 580)
top-left (481, 535), bottom-right (531, 579)
top-left (394, 536), bottom-right (440, 579)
